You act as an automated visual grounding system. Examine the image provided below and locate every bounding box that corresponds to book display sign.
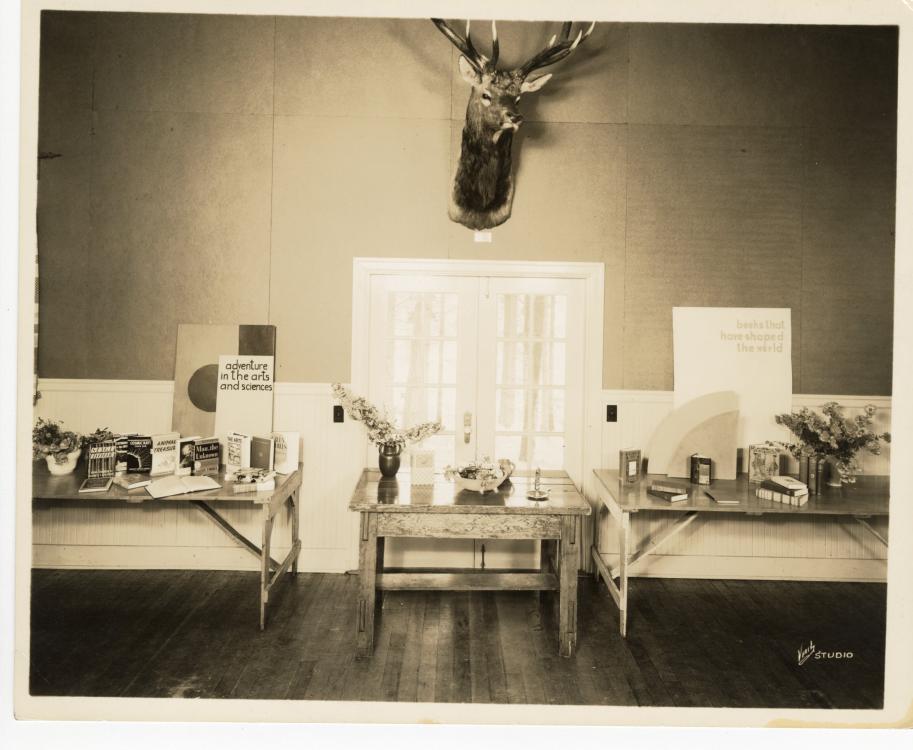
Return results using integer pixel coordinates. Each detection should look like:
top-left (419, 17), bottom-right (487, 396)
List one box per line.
top-left (171, 324), bottom-right (277, 439)
top-left (214, 355), bottom-right (275, 445)
top-left (673, 308), bottom-right (792, 469)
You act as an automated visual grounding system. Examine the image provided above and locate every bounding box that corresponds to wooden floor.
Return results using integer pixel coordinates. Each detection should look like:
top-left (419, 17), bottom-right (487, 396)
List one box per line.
top-left (29, 569), bottom-right (885, 707)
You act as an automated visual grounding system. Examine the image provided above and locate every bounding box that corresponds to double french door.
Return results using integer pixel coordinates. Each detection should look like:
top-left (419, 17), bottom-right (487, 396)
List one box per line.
top-left (366, 272), bottom-right (585, 569)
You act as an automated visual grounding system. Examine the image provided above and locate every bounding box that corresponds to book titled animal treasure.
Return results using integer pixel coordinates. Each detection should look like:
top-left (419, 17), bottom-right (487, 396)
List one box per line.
top-left (150, 431), bottom-right (180, 476)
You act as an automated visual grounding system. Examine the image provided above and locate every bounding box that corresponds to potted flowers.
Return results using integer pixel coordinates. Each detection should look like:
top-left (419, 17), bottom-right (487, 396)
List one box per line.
top-left (331, 384), bottom-right (441, 477)
top-left (774, 402), bottom-right (890, 486)
top-left (33, 418), bottom-right (84, 475)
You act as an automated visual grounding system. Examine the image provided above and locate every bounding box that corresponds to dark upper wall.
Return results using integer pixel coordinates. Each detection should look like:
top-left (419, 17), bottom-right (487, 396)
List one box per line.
top-left (36, 12), bottom-right (897, 394)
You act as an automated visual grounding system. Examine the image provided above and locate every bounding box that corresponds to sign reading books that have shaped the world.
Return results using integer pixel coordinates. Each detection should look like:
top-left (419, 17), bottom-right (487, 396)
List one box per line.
top-left (214, 355), bottom-right (275, 447)
top-left (672, 307), bottom-right (792, 470)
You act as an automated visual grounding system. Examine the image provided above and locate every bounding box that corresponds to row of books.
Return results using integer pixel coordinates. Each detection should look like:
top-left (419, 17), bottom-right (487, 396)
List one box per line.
top-left (645, 475), bottom-right (809, 506)
top-left (79, 431), bottom-right (298, 495)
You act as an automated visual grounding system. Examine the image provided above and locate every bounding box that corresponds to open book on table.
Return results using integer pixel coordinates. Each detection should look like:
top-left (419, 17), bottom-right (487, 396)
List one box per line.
top-left (146, 474), bottom-right (221, 499)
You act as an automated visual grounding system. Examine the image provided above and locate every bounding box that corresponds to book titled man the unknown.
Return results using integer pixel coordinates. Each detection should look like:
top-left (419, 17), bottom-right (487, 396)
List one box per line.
top-left (192, 437), bottom-right (220, 477)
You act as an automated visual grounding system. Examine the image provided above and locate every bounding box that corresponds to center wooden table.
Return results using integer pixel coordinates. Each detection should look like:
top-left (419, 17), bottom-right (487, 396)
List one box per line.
top-left (348, 469), bottom-right (591, 658)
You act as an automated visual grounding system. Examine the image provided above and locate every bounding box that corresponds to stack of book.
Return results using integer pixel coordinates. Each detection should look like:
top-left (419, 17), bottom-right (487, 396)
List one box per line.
top-left (756, 475), bottom-right (809, 506)
top-left (231, 468), bottom-right (277, 493)
top-left (647, 482), bottom-right (689, 503)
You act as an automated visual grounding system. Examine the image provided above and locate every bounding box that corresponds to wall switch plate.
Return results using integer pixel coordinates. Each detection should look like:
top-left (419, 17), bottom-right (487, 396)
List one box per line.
top-left (473, 230), bottom-right (492, 243)
top-left (606, 405), bottom-right (618, 422)
top-left (333, 405), bottom-right (345, 423)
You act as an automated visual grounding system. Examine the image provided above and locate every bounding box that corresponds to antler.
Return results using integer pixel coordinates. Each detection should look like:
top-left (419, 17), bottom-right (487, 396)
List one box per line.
top-left (431, 19), bottom-right (500, 72)
top-left (517, 21), bottom-right (596, 78)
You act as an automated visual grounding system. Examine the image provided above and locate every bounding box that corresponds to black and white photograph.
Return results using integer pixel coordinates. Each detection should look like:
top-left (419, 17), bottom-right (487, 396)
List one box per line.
top-left (5, 0), bottom-right (913, 741)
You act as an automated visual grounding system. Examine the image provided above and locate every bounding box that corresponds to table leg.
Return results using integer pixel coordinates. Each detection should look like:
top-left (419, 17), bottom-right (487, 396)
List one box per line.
top-left (558, 516), bottom-right (579, 658)
top-left (290, 487), bottom-right (300, 575)
top-left (260, 508), bottom-right (274, 631)
top-left (618, 510), bottom-right (630, 638)
top-left (538, 539), bottom-right (556, 611)
top-left (592, 505), bottom-right (602, 581)
top-left (356, 512), bottom-right (378, 658)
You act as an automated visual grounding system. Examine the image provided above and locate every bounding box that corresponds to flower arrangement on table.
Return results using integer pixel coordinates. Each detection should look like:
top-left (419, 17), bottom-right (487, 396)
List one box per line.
top-left (331, 384), bottom-right (441, 476)
top-left (772, 402), bottom-right (890, 484)
top-left (443, 457), bottom-right (515, 494)
top-left (32, 418), bottom-right (84, 467)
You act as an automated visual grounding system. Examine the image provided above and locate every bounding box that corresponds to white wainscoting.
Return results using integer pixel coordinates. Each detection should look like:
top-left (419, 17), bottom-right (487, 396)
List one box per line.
top-left (32, 381), bottom-right (891, 581)
top-left (33, 380), bottom-right (365, 573)
top-left (593, 390), bottom-right (891, 582)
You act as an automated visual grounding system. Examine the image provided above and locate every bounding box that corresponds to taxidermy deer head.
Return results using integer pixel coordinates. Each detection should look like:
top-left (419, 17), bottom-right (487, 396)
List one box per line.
top-left (432, 19), bottom-right (595, 231)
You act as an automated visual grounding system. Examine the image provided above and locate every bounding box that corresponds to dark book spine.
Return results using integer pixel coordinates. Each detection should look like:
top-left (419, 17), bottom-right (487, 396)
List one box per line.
top-left (808, 456), bottom-right (818, 494)
top-left (816, 457), bottom-right (827, 494)
top-left (798, 456), bottom-right (810, 485)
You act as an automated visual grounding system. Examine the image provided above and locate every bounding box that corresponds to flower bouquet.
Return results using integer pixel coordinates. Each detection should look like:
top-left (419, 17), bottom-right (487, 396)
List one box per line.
top-left (331, 384), bottom-right (442, 477)
top-left (33, 418), bottom-right (84, 474)
top-left (773, 402), bottom-right (890, 484)
top-left (443, 458), bottom-right (514, 494)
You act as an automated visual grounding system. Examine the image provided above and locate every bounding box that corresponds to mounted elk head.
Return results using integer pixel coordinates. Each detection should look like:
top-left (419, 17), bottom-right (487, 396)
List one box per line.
top-left (432, 19), bottom-right (595, 231)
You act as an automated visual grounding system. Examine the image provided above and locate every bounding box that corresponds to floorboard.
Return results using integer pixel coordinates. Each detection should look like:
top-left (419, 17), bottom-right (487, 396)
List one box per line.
top-left (28, 570), bottom-right (886, 708)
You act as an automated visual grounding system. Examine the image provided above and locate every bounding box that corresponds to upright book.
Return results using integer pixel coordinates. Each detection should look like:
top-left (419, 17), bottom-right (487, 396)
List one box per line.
top-left (120, 434), bottom-right (152, 473)
top-left (86, 439), bottom-right (116, 478)
top-left (114, 434), bottom-right (130, 473)
top-left (618, 448), bottom-right (642, 484)
top-left (176, 436), bottom-right (199, 476)
top-left (271, 431), bottom-right (299, 475)
top-left (224, 432), bottom-right (252, 479)
top-left (250, 435), bottom-right (275, 472)
top-left (192, 437), bottom-right (220, 477)
top-left (690, 454), bottom-right (712, 485)
top-left (150, 431), bottom-right (180, 476)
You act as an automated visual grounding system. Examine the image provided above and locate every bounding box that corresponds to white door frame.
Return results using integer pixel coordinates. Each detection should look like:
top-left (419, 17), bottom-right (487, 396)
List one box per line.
top-left (351, 258), bottom-right (604, 496)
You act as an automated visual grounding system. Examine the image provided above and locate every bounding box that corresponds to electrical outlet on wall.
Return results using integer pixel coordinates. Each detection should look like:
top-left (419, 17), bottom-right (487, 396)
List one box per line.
top-left (333, 405), bottom-right (345, 423)
top-left (606, 405), bottom-right (618, 422)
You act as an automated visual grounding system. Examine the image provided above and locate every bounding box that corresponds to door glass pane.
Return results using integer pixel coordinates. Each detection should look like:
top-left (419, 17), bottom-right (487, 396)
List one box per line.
top-left (496, 342), bottom-right (566, 386)
top-left (391, 292), bottom-right (458, 337)
top-left (391, 340), bottom-right (457, 385)
top-left (386, 290), bottom-right (460, 469)
top-left (494, 293), bottom-right (568, 470)
top-left (495, 389), bottom-right (565, 432)
top-left (497, 294), bottom-right (567, 338)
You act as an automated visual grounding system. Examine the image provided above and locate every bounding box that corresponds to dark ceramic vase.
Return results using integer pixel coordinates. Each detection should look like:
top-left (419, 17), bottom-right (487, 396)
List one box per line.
top-left (378, 444), bottom-right (402, 478)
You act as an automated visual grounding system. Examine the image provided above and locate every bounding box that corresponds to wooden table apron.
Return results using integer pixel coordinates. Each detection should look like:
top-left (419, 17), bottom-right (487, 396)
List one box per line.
top-left (31, 463), bottom-right (304, 630)
top-left (348, 470), bottom-right (592, 658)
top-left (591, 469), bottom-right (891, 638)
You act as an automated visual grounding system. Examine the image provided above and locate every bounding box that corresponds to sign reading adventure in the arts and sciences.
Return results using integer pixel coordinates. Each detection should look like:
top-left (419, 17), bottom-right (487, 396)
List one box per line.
top-left (672, 307), bottom-right (792, 461)
top-left (213, 354), bottom-right (275, 444)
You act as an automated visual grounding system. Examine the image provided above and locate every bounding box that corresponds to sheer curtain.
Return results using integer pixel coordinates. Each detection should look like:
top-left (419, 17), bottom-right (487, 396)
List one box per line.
top-left (384, 288), bottom-right (568, 471)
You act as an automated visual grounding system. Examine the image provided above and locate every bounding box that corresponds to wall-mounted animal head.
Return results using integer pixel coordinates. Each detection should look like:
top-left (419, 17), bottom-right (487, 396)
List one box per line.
top-left (432, 19), bottom-right (595, 231)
